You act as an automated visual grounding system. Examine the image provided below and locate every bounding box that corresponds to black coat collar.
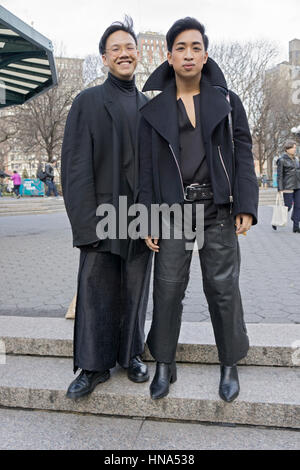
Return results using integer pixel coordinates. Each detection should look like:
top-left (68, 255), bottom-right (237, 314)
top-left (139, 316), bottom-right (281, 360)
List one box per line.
top-left (140, 75), bottom-right (231, 153)
top-left (140, 57), bottom-right (232, 150)
top-left (142, 57), bottom-right (228, 92)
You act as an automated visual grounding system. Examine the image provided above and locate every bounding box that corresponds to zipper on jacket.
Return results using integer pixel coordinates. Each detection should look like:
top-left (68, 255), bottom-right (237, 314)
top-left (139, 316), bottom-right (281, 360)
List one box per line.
top-left (218, 145), bottom-right (233, 213)
top-left (169, 144), bottom-right (185, 199)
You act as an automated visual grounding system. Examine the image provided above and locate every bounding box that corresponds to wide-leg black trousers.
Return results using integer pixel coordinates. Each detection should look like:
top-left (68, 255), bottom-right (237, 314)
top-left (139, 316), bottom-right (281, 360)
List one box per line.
top-left (73, 249), bottom-right (152, 373)
top-left (147, 205), bottom-right (249, 366)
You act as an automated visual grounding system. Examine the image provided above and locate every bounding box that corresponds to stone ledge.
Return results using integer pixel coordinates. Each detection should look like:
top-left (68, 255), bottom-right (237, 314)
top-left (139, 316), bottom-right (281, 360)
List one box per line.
top-left (1, 317), bottom-right (299, 367)
top-left (0, 356), bottom-right (299, 429)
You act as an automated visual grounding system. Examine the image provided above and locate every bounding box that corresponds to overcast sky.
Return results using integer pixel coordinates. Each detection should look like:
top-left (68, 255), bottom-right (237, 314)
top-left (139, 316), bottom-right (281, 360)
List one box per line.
top-left (2, 0), bottom-right (299, 64)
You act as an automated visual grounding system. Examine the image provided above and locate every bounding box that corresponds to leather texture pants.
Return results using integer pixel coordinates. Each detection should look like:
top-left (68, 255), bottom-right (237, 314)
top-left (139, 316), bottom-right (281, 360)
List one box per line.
top-left (147, 204), bottom-right (249, 366)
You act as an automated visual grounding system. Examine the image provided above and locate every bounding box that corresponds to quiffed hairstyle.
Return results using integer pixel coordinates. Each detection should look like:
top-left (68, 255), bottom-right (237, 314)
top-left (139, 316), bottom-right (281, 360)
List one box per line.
top-left (166, 17), bottom-right (209, 52)
top-left (284, 140), bottom-right (297, 151)
top-left (99, 15), bottom-right (137, 55)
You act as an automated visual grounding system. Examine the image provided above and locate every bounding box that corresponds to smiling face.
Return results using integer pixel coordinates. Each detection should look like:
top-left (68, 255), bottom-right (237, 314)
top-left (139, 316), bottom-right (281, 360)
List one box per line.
top-left (102, 30), bottom-right (139, 80)
top-left (167, 29), bottom-right (208, 81)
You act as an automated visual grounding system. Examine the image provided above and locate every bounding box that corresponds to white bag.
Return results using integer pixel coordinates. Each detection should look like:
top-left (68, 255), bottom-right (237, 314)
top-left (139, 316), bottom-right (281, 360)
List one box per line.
top-left (271, 193), bottom-right (288, 227)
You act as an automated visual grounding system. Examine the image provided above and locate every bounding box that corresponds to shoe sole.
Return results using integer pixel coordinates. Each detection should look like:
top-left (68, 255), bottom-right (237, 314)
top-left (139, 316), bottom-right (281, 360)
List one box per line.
top-left (219, 390), bottom-right (239, 402)
top-left (66, 370), bottom-right (110, 400)
top-left (150, 390), bottom-right (170, 400)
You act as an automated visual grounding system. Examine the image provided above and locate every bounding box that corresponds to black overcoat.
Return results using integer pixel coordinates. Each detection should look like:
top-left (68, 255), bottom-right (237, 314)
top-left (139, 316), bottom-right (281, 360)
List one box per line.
top-left (61, 78), bottom-right (148, 259)
top-left (138, 59), bottom-right (259, 227)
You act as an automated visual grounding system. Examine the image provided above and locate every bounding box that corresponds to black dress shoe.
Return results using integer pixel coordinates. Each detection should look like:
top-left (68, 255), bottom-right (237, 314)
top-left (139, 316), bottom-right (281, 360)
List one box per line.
top-left (127, 356), bottom-right (149, 383)
top-left (66, 369), bottom-right (110, 399)
top-left (293, 225), bottom-right (300, 233)
top-left (272, 225), bottom-right (277, 230)
top-left (150, 362), bottom-right (177, 400)
top-left (219, 364), bottom-right (240, 403)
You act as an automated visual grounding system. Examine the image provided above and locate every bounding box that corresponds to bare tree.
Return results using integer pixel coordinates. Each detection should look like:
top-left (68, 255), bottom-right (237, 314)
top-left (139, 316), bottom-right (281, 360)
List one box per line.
top-left (208, 40), bottom-right (297, 176)
top-left (83, 54), bottom-right (104, 86)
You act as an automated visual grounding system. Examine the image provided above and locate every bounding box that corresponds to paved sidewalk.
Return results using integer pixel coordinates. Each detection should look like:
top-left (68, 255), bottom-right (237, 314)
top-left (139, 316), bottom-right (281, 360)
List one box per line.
top-left (0, 408), bottom-right (299, 450)
top-left (0, 204), bottom-right (299, 323)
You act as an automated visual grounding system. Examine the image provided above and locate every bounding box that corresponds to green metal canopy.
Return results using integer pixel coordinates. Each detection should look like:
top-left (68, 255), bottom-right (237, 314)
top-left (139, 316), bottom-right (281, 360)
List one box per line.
top-left (0, 5), bottom-right (57, 108)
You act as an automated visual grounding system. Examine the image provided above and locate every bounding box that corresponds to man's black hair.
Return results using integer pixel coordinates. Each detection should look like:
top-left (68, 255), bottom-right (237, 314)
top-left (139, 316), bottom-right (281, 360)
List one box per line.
top-left (99, 15), bottom-right (137, 55)
top-left (166, 17), bottom-right (209, 52)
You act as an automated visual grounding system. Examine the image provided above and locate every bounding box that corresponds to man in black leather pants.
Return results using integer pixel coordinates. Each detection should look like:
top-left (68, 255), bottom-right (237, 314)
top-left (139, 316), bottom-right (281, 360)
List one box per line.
top-left (138, 18), bottom-right (258, 402)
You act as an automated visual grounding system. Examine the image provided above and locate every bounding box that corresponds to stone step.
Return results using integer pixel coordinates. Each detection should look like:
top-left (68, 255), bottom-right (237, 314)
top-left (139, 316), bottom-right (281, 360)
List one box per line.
top-left (258, 190), bottom-right (277, 205)
top-left (0, 199), bottom-right (64, 204)
top-left (1, 316), bottom-right (299, 367)
top-left (0, 355), bottom-right (299, 428)
top-left (1, 408), bottom-right (300, 450)
top-left (0, 209), bottom-right (65, 216)
top-left (0, 206), bottom-right (64, 212)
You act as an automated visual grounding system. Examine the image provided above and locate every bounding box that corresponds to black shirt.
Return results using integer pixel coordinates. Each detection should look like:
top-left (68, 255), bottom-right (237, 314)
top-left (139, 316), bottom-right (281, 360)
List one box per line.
top-left (108, 72), bottom-right (137, 147)
top-left (177, 94), bottom-right (210, 185)
top-left (177, 93), bottom-right (217, 226)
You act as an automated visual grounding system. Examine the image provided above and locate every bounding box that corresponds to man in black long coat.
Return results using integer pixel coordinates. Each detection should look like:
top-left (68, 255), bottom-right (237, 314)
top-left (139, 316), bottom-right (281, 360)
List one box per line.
top-left (61, 17), bottom-right (152, 399)
top-left (138, 18), bottom-right (259, 402)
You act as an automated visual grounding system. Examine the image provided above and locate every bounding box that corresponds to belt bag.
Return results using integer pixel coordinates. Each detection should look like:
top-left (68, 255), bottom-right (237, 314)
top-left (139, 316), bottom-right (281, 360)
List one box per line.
top-left (185, 183), bottom-right (214, 201)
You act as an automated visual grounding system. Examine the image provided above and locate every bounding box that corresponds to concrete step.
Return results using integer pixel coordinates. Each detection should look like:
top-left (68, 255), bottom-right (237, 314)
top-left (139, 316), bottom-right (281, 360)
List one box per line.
top-left (0, 203), bottom-right (64, 208)
top-left (1, 408), bottom-right (300, 450)
top-left (0, 198), bottom-right (65, 215)
top-left (0, 206), bottom-right (64, 212)
top-left (0, 209), bottom-right (65, 216)
top-left (0, 201), bottom-right (65, 216)
top-left (258, 190), bottom-right (277, 206)
top-left (0, 355), bottom-right (299, 428)
top-left (1, 316), bottom-right (300, 367)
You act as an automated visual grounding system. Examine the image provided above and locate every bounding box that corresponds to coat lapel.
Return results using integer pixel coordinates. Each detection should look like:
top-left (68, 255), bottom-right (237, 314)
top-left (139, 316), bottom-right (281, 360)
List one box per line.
top-left (141, 77), bottom-right (232, 150)
top-left (103, 80), bottom-right (124, 143)
top-left (199, 78), bottom-right (232, 142)
top-left (140, 81), bottom-right (180, 160)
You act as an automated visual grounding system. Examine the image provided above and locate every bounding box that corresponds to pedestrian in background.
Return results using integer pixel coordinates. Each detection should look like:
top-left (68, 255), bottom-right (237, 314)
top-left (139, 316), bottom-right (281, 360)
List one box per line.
top-left (45, 158), bottom-right (59, 197)
top-left (261, 174), bottom-right (267, 189)
top-left (0, 169), bottom-right (10, 197)
top-left (10, 170), bottom-right (22, 198)
top-left (276, 140), bottom-right (300, 233)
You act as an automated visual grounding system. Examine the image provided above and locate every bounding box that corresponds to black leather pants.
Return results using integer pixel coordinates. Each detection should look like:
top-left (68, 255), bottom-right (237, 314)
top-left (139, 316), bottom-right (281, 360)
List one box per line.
top-left (147, 205), bottom-right (249, 366)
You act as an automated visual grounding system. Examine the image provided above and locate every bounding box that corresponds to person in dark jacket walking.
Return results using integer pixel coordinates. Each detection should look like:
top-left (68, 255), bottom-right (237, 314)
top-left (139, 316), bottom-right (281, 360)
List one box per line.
top-left (44, 159), bottom-right (58, 197)
top-left (276, 140), bottom-right (300, 233)
top-left (61, 16), bottom-right (152, 400)
top-left (139, 18), bottom-right (258, 402)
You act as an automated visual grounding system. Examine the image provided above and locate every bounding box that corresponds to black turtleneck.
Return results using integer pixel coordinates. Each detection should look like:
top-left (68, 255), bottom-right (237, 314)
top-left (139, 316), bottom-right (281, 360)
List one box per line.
top-left (107, 72), bottom-right (137, 146)
top-left (108, 72), bottom-right (136, 94)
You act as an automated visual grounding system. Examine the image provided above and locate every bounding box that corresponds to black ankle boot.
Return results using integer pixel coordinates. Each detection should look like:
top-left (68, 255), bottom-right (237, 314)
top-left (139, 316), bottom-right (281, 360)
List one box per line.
top-left (150, 362), bottom-right (177, 400)
top-left (219, 364), bottom-right (240, 402)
